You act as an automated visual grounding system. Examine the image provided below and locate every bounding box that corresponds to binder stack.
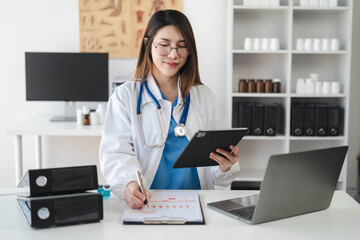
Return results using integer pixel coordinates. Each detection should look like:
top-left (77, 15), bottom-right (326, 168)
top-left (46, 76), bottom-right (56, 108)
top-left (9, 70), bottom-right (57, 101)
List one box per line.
top-left (238, 102), bottom-right (279, 136)
top-left (291, 102), bottom-right (341, 137)
top-left (252, 103), bottom-right (265, 135)
top-left (16, 165), bottom-right (103, 228)
top-left (291, 103), bottom-right (304, 136)
top-left (304, 103), bottom-right (316, 136)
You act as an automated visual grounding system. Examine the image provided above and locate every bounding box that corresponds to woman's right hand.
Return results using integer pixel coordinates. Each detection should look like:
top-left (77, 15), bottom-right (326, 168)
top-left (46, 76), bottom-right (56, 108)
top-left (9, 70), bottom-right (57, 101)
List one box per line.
top-left (124, 181), bottom-right (152, 209)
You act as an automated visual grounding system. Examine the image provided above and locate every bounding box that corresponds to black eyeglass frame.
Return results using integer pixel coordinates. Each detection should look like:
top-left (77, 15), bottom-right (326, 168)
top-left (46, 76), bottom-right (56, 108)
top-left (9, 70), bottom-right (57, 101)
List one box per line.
top-left (153, 42), bottom-right (190, 58)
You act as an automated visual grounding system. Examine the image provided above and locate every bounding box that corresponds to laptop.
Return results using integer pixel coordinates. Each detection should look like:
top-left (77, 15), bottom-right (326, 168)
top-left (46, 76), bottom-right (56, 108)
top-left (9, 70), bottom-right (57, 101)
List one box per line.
top-left (207, 146), bottom-right (348, 224)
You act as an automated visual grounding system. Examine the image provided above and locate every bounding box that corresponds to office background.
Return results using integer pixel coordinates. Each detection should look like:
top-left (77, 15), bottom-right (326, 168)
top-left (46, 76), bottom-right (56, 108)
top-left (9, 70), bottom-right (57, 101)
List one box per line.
top-left (0, 0), bottom-right (359, 193)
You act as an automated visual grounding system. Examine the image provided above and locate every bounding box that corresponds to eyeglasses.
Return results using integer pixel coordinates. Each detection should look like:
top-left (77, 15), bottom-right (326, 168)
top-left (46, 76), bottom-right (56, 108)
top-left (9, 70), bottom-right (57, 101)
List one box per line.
top-left (154, 41), bottom-right (189, 58)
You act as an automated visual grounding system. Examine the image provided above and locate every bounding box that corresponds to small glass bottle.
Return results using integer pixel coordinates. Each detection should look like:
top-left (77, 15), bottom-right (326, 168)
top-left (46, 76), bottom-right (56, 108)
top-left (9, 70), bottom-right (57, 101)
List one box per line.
top-left (272, 78), bottom-right (281, 93)
top-left (248, 79), bottom-right (256, 93)
top-left (322, 81), bottom-right (331, 94)
top-left (331, 81), bottom-right (340, 94)
top-left (305, 78), bottom-right (315, 94)
top-left (97, 184), bottom-right (104, 195)
top-left (256, 79), bottom-right (265, 93)
top-left (96, 104), bottom-right (106, 125)
top-left (296, 78), bottom-right (305, 94)
top-left (76, 109), bottom-right (82, 125)
top-left (315, 81), bottom-right (322, 94)
top-left (103, 185), bottom-right (111, 199)
top-left (82, 106), bottom-right (90, 125)
top-left (238, 79), bottom-right (248, 92)
top-left (265, 79), bottom-right (273, 93)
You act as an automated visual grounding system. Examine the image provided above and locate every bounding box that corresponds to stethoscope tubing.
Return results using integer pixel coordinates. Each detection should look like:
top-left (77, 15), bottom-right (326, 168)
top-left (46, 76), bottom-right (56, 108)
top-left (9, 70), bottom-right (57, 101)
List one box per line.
top-left (136, 80), bottom-right (190, 147)
top-left (137, 81), bottom-right (190, 126)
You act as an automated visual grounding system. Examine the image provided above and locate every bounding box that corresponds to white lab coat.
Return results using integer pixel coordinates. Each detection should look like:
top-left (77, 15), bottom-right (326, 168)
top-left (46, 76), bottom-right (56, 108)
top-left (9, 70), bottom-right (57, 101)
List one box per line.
top-left (99, 76), bottom-right (240, 198)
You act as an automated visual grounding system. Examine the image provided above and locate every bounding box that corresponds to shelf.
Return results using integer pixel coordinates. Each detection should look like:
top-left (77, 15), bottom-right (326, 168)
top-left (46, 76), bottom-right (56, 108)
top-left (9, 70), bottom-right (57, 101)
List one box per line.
top-left (233, 49), bottom-right (289, 54)
top-left (232, 50), bottom-right (348, 54)
top-left (232, 93), bottom-right (346, 98)
top-left (290, 93), bottom-right (346, 98)
top-left (235, 169), bottom-right (265, 182)
top-left (243, 135), bottom-right (287, 140)
top-left (228, 0), bottom-right (351, 190)
top-left (292, 6), bottom-right (349, 11)
top-left (233, 6), bottom-right (289, 12)
top-left (233, 6), bottom-right (349, 12)
top-left (233, 93), bottom-right (287, 97)
top-left (289, 136), bottom-right (346, 141)
top-left (292, 50), bottom-right (348, 54)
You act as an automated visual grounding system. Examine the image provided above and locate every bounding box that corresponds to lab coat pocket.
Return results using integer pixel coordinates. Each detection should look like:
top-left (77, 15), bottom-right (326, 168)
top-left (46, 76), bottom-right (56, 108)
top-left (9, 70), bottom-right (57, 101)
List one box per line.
top-left (139, 102), bottom-right (166, 148)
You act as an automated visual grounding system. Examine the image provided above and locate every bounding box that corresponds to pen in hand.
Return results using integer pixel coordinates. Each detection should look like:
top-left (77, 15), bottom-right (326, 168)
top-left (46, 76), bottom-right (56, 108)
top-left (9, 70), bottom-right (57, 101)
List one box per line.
top-left (136, 171), bottom-right (148, 208)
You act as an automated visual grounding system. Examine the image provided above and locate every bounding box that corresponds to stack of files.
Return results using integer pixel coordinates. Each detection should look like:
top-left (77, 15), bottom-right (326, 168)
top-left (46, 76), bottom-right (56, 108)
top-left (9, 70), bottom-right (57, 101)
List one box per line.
top-left (238, 102), bottom-right (278, 136)
top-left (122, 191), bottom-right (205, 225)
top-left (291, 103), bottom-right (340, 137)
top-left (16, 165), bottom-right (103, 228)
top-left (17, 192), bottom-right (103, 228)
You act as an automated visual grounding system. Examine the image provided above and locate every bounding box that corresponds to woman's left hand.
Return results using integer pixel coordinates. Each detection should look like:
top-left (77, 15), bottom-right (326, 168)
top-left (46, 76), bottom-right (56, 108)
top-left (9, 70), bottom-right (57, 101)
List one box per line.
top-left (209, 145), bottom-right (239, 172)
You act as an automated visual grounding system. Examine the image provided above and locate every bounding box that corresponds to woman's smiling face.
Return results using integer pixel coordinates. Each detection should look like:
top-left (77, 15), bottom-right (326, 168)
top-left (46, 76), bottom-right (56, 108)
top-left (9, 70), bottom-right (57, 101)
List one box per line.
top-left (151, 25), bottom-right (188, 80)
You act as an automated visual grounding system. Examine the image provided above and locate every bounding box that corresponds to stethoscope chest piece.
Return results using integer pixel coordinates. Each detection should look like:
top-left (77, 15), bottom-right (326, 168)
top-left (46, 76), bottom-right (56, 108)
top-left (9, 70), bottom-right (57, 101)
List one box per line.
top-left (174, 123), bottom-right (187, 137)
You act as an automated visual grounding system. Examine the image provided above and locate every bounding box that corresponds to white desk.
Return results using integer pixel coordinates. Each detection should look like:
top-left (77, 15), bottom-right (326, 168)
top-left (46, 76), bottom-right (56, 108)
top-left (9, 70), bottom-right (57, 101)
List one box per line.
top-left (0, 190), bottom-right (359, 240)
top-left (6, 116), bottom-right (102, 184)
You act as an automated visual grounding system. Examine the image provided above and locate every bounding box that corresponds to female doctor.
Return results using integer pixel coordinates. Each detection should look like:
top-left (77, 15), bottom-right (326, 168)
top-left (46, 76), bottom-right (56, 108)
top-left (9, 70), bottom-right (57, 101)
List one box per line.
top-left (99, 10), bottom-right (240, 209)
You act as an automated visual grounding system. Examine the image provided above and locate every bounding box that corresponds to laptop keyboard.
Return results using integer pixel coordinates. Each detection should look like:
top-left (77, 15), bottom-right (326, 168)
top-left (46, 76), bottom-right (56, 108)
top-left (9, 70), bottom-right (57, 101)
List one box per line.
top-left (229, 206), bottom-right (255, 221)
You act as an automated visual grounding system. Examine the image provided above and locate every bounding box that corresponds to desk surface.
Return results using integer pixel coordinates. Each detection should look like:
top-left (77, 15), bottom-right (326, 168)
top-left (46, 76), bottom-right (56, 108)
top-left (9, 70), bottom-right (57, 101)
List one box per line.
top-left (6, 115), bottom-right (102, 136)
top-left (0, 190), bottom-right (359, 240)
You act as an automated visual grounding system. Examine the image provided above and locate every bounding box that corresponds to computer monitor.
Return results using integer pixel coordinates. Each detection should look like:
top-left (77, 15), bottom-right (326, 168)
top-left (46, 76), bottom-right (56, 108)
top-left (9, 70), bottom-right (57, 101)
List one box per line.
top-left (25, 52), bottom-right (109, 121)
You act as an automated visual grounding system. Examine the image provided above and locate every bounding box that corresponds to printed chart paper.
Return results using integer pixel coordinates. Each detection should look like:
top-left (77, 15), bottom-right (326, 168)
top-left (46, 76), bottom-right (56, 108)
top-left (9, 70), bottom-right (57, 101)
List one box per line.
top-left (122, 191), bottom-right (203, 224)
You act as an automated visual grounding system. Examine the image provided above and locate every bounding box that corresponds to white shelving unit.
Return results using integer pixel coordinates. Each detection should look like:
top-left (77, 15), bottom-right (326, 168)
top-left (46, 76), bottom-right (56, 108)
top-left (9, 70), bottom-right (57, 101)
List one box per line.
top-left (227, 0), bottom-right (352, 190)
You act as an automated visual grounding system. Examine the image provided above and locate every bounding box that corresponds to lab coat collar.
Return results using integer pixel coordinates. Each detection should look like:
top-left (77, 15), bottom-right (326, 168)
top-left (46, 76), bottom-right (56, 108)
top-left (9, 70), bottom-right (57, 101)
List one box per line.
top-left (139, 75), bottom-right (185, 108)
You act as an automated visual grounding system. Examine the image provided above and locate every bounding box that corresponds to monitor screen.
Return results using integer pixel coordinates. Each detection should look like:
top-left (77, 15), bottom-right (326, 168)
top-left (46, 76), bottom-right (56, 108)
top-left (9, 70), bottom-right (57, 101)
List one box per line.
top-left (25, 52), bottom-right (109, 102)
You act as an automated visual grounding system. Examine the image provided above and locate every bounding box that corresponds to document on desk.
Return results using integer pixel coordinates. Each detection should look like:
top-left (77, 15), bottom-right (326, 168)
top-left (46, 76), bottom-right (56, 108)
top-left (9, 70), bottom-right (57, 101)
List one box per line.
top-left (122, 191), bottom-right (204, 224)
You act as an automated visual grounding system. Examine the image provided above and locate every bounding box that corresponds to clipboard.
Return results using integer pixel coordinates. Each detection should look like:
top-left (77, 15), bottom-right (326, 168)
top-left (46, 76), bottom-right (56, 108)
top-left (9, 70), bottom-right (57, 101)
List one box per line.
top-left (122, 191), bottom-right (205, 225)
top-left (173, 128), bottom-right (248, 168)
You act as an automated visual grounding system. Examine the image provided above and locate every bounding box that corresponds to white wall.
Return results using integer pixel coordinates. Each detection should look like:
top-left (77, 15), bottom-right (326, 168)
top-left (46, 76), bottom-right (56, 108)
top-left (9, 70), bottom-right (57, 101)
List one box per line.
top-left (0, 0), bottom-right (358, 191)
top-left (0, 0), bottom-right (228, 187)
top-left (348, 0), bottom-right (360, 192)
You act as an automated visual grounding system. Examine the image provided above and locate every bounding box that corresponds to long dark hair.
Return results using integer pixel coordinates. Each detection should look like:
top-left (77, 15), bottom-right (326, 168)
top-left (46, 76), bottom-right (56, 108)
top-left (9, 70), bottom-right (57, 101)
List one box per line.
top-left (135, 10), bottom-right (202, 101)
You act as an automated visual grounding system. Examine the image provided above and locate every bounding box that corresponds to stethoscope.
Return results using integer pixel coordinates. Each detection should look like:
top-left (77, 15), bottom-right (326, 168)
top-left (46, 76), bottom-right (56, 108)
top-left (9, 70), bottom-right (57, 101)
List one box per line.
top-left (137, 81), bottom-right (190, 148)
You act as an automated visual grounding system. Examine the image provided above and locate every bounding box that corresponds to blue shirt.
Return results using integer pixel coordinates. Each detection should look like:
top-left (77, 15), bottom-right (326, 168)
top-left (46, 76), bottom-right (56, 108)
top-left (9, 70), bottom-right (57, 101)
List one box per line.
top-left (150, 91), bottom-right (201, 190)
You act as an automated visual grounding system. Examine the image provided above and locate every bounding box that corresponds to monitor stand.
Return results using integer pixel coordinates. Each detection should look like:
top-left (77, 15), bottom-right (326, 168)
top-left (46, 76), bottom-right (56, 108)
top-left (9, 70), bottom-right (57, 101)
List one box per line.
top-left (50, 101), bottom-right (77, 122)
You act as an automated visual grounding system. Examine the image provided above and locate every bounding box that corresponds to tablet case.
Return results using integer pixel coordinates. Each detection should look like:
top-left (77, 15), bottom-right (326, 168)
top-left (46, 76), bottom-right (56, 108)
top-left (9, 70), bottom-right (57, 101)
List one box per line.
top-left (172, 128), bottom-right (247, 168)
top-left (17, 165), bottom-right (98, 197)
top-left (17, 192), bottom-right (103, 228)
